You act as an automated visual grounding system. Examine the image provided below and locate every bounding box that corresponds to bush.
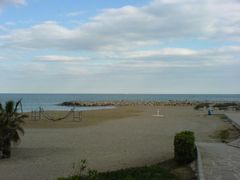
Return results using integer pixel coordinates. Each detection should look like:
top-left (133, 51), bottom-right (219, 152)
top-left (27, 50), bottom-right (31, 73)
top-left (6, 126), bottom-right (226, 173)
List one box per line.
top-left (194, 103), bottom-right (210, 110)
top-left (174, 131), bottom-right (196, 164)
top-left (213, 103), bottom-right (239, 110)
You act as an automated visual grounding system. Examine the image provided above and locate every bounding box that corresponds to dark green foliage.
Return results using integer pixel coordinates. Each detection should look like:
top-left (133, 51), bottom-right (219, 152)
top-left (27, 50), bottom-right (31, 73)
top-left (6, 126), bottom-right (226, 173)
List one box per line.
top-left (213, 103), bottom-right (239, 110)
top-left (58, 164), bottom-right (177, 180)
top-left (0, 100), bottom-right (27, 159)
top-left (174, 131), bottom-right (196, 165)
top-left (194, 102), bottom-right (240, 111)
top-left (194, 103), bottom-right (210, 110)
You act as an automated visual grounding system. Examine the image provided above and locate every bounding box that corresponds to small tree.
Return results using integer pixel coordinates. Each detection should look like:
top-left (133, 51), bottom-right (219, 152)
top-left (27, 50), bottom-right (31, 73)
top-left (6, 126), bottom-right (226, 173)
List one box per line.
top-left (174, 131), bottom-right (196, 164)
top-left (0, 100), bottom-right (27, 158)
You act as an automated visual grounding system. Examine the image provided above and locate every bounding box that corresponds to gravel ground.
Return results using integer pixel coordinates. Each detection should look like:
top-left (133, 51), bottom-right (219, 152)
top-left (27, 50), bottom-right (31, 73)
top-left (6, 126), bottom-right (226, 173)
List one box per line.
top-left (0, 106), bottom-right (232, 180)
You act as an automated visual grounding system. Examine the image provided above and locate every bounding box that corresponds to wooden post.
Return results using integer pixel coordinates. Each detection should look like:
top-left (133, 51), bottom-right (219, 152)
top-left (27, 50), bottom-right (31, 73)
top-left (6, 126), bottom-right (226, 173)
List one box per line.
top-left (72, 110), bottom-right (82, 122)
top-left (34, 111), bottom-right (36, 121)
top-left (31, 110), bottom-right (40, 121)
top-left (72, 109), bottom-right (75, 121)
top-left (79, 111), bottom-right (81, 121)
top-left (39, 108), bottom-right (41, 121)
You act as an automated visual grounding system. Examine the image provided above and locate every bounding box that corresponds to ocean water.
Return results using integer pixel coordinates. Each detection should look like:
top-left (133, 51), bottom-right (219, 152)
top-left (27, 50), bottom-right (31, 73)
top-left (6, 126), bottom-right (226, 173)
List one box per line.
top-left (0, 94), bottom-right (239, 112)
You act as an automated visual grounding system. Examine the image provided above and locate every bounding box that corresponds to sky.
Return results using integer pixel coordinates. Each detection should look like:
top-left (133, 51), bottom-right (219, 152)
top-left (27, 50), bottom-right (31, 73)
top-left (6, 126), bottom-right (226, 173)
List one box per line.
top-left (0, 0), bottom-right (239, 94)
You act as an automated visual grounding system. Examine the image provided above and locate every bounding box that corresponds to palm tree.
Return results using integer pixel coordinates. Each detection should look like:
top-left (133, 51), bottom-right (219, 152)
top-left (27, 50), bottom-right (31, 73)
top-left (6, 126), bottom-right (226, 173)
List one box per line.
top-left (0, 100), bottom-right (27, 158)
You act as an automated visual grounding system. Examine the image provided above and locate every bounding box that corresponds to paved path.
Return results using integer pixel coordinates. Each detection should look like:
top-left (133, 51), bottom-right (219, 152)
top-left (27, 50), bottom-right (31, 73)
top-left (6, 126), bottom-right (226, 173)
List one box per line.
top-left (198, 142), bottom-right (240, 180)
top-left (197, 112), bottom-right (240, 180)
top-left (225, 112), bottom-right (240, 148)
top-left (228, 138), bottom-right (240, 148)
top-left (225, 112), bottom-right (240, 129)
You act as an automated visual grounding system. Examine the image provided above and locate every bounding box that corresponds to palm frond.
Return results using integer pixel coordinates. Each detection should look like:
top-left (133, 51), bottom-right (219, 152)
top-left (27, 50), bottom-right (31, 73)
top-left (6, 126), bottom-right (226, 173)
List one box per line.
top-left (14, 99), bottom-right (22, 113)
top-left (11, 131), bottom-right (21, 144)
top-left (0, 103), bottom-right (3, 113)
top-left (5, 101), bottom-right (14, 114)
top-left (17, 127), bottom-right (24, 135)
top-left (0, 100), bottom-right (26, 146)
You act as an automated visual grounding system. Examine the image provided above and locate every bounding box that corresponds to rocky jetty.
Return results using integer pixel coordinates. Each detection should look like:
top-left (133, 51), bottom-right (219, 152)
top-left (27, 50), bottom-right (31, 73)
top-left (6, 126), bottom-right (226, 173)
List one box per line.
top-left (61, 101), bottom-right (115, 107)
top-left (60, 100), bottom-right (240, 110)
top-left (60, 100), bottom-right (195, 107)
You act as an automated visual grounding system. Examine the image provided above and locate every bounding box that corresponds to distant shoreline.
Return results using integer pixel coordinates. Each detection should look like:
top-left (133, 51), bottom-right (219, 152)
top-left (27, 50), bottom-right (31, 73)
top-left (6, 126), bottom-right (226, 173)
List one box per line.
top-left (1, 94), bottom-right (240, 112)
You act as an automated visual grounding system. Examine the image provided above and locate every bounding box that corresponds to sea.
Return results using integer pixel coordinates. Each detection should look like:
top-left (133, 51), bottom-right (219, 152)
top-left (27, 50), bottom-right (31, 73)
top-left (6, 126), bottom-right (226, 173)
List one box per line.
top-left (0, 94), bottom-right (239, 112)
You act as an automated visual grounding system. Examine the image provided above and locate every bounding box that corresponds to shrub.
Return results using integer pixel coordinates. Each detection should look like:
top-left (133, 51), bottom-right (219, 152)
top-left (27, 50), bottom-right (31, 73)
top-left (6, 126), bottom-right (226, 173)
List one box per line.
top-left (194, 103), bottom-right (210, 110)
top-left (213, 103), bottom-right (239, 110)
top-left (174, 131), bottom-right (196, 164)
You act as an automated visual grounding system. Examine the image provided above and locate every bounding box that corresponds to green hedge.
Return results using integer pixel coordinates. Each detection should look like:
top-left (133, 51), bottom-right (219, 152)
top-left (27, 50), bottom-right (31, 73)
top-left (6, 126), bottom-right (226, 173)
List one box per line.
top-left (174, 131), bottom-right (196, 164)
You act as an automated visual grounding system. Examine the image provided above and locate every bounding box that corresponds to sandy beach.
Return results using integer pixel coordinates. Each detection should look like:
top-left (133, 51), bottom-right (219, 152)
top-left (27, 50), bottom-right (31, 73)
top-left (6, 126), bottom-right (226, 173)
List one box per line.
top-left (0, 105), bottom-right (237, 180)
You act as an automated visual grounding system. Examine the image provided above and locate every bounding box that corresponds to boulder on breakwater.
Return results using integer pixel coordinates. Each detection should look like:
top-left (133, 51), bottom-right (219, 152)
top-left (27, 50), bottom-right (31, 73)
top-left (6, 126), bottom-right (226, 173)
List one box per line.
top-left (60, 100), bottom-right (195, 107)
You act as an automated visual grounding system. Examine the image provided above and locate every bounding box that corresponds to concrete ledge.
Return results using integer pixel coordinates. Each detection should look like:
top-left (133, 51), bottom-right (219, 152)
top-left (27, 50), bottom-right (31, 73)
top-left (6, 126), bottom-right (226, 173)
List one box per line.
top-left (224, 113), bottom-right (240, 130)
top-left (196, 143), bottom-right (205, 180)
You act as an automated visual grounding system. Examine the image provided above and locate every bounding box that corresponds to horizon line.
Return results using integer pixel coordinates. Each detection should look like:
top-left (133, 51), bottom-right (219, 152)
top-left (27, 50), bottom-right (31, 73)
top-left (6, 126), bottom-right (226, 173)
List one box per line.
top-left (0, 93), bottom-right (239, 95)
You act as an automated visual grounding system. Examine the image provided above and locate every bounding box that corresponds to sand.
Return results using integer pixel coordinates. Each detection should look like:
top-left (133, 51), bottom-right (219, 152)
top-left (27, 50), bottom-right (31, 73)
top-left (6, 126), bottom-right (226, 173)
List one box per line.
top-left (23, 106), bottom-right (142, 128)
top-left (0, 106), bottom-right (235, 180)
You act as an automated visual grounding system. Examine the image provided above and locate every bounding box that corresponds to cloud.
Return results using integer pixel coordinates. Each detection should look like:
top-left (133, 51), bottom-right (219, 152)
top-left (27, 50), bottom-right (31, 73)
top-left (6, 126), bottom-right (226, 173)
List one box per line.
top-left (0, 0), bottom-right (239, 93)
top-left (1, 0), bottom-right (240, 51)
top-left (1, 45), bottom-right (239, 93)
top-left (0, 0), bottom-right (26, 7)
top-left (0, 21), bottom-right (74, 50)
top-left (99, 46), bottom-right (240, 74)
top-left (37, 55), bottom-right (90, 63)
top-left (121, 48), bottom-right (198, 59)
top-left (0, 25), bottom-right (7, 31)
top-left (66, 11), bottom-right (85, 17)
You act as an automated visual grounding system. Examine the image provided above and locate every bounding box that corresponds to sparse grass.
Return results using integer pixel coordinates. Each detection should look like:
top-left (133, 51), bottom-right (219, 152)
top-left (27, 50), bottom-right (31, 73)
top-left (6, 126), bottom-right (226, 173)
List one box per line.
top-left (209, 114), bottom-right (240, 142)
top-left (218, 114), bottom-right (228, 120)
top-left (58, 159), bottom-right (196, 180)
top-left (219, 130), bottom-right (230, 142)
top-left (58, 164), bottom-right (177, 180)
top-left (211, 128), bottom-right (240, 143)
